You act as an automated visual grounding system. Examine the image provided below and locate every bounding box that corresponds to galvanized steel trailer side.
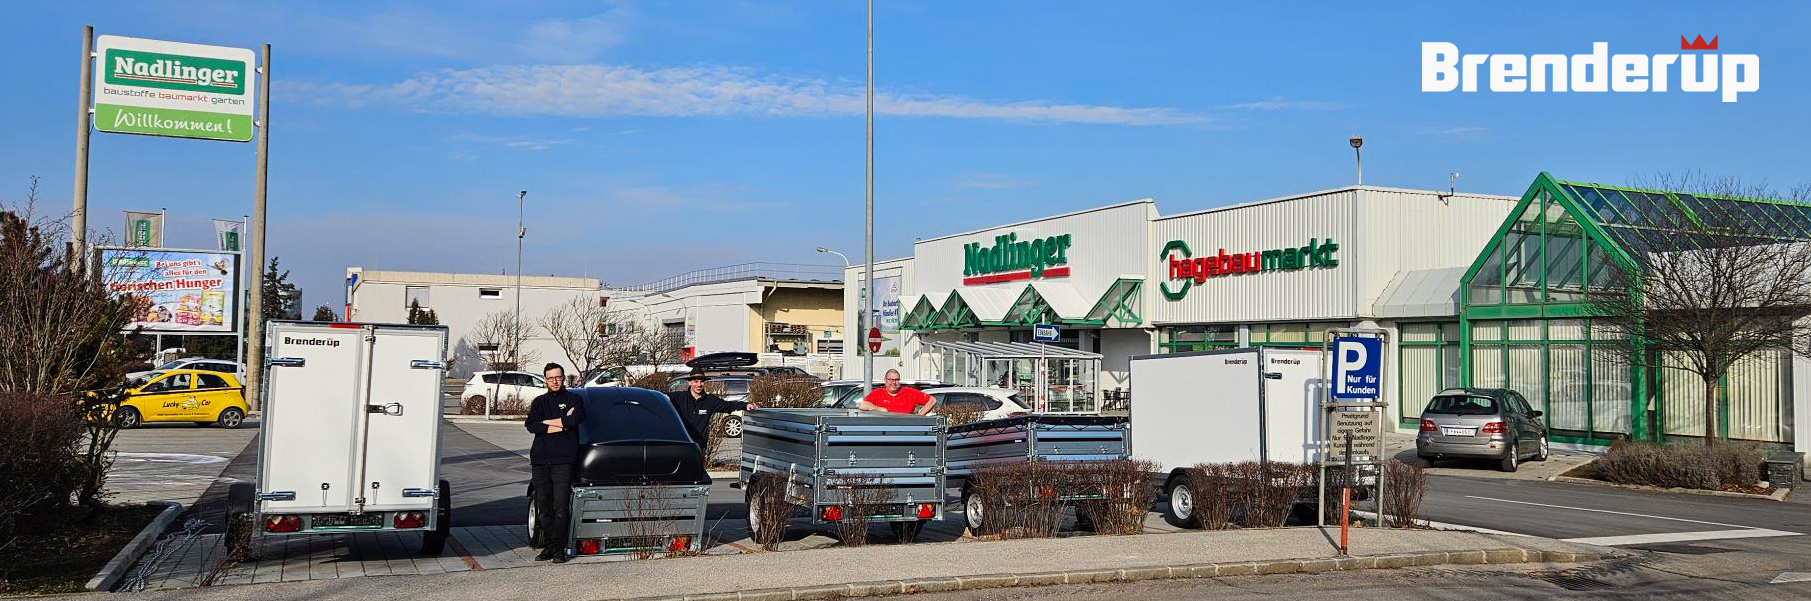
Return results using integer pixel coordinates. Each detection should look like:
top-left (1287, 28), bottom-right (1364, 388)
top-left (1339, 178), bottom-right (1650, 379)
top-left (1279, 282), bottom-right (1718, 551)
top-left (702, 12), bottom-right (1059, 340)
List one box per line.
top-left (945, 415), bottom-right (1131, 484)
top-left (567, 483), bottom-right (710, 555)
top-left (740, 408), bottom-right (946, 523)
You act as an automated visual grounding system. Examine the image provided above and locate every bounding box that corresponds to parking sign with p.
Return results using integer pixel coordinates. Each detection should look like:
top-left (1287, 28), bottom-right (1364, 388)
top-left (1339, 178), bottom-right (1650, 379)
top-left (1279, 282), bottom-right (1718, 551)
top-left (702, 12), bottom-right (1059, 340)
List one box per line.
top-left (1331, 336), bottom-right (1382, 400)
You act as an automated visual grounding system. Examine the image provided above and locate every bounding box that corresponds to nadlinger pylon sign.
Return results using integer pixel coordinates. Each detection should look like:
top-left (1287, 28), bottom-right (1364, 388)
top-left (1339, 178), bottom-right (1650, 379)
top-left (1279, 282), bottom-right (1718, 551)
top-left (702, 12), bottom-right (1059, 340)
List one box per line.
top-left (93, 35), bottom-right (257, 142)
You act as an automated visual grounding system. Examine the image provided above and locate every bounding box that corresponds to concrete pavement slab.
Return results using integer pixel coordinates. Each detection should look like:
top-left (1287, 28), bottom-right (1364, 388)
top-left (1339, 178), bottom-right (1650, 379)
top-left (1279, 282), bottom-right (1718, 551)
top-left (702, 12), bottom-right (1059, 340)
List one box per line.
top-left (108, 421), bottom-right (260, 507)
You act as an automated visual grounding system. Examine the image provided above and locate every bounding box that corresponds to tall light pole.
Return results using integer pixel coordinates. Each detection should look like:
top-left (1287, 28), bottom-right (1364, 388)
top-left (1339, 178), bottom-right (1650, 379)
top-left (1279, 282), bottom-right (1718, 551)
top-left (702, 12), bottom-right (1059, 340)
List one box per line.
top-left (1349, 134), bottom-right (1364, 186)
top-left (515, 190), bottom-right (527, 371)
top-left (816, 246), bottom-right (851, 266)
top-left (862, 0), bottom-right (875, 395)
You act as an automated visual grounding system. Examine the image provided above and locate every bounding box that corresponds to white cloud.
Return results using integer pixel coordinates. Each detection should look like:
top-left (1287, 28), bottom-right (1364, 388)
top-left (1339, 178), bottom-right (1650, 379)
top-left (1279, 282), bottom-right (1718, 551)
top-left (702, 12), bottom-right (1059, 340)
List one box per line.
top-left (447, 132), bottom-right (574, 151)
top-left (517, 7), bottom-right (634, 63)
top-left (1217, 97), bottom-right (1344, 111)
top-left (289, 64), bottom-right (1211, 126)
top-left (1424, 126), bottom-right (1489, 137)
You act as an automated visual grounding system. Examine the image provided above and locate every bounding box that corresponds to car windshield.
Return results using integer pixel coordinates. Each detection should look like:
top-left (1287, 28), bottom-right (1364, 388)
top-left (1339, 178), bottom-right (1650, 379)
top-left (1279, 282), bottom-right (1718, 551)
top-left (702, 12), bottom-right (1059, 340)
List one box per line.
top-left (1424, 394), bottom-right (1498, 416)
top-left (154, 360), bottom-right (185, 370)
top-left (127, 372), bottom-right (160, 386)
top-left (820, 384), bottom-right (856, 406)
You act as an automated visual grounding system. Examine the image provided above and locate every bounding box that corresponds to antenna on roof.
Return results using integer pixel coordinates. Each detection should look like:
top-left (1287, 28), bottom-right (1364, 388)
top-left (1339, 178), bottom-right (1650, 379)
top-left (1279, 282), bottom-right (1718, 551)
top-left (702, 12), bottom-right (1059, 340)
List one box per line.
top-left (1439, 172), bottom-right (1461, 202)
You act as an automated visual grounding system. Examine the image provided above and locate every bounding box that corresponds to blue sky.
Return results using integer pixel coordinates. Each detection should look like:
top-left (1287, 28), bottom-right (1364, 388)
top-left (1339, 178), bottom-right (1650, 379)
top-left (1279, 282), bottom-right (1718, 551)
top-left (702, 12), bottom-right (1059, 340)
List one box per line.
top-left (3, 1), bottom-right (1807, 309)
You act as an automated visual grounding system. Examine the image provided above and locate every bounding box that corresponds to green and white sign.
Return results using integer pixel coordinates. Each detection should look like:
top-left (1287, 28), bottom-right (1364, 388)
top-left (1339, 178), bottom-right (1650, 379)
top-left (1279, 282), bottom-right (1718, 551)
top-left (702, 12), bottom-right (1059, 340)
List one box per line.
top-left (93, 35), bottom-right (256, 142)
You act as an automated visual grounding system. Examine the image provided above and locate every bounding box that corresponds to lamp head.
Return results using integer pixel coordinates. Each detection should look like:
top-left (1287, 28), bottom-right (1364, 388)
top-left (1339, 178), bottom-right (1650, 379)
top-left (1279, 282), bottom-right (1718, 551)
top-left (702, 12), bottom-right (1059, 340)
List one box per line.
top-left (815, 247), bottom-right (829, 253)
top-left (1348, 135), bottom-right (1363, 149)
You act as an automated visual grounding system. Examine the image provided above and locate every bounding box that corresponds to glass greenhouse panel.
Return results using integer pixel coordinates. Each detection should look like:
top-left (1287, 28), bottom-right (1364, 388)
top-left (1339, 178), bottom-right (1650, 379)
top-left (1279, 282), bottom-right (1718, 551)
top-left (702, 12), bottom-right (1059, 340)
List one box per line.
top-left (1547, 344), bottom-right (1590, 431)
top-left (1590, 349), bottom-right (1631, 435)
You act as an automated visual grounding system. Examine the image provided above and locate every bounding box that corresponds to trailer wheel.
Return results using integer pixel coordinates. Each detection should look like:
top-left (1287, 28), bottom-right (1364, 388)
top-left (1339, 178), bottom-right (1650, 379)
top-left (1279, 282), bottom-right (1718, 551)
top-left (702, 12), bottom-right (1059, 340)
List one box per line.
top-left (225, 482), bottom-right (255, 556)
top-left (722, 415), bottom-right (744, 438)
top-left (745, 477), bottom-right (787, 547)
top-left (961, 487), bottom-right (989, 534)
top-left (1163, 473), bottom-right (1202, 529)
top-left (526, 486), bottom-right (542, 549)
top-left (420, 479), bottom-right (451, 556)
top-left (890, 520), bottom-right (925, 544)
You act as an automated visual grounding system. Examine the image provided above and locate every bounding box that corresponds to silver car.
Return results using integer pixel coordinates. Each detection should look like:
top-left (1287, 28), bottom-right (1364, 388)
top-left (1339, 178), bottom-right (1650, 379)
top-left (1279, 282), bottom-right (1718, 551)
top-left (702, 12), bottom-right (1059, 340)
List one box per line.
top-left (1415, 388), bottom-right (1549, 472)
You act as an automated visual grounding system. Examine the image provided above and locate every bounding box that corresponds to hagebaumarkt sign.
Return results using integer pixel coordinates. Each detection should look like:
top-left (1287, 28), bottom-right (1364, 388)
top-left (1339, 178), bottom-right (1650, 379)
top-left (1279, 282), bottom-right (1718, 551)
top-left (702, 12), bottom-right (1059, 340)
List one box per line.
top-left (1159, 238), bottom-right (1339, 300)
top-left (93, 36), bottom-right (256, 142)
top-left (963, 233), bottom-right (1072, 285)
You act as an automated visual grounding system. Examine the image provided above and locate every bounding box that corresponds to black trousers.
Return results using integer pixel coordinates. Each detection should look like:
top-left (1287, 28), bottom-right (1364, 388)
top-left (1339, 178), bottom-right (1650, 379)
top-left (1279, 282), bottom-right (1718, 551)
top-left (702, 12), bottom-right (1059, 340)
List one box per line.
top-left (531, 463), bottom-right (575, 553)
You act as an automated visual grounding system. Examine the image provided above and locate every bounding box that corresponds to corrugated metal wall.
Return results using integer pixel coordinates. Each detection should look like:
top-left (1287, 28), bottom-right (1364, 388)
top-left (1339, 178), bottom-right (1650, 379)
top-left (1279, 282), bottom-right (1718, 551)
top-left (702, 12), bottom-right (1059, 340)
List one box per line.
top-left (1149, 188), bottom-right (1516, 325)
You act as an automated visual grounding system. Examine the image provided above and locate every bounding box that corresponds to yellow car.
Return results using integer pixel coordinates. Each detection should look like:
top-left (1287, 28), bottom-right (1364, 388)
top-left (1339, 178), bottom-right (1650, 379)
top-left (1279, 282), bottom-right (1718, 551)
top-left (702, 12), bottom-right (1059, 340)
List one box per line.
top-left (115, 369), bottom-right (250, 429)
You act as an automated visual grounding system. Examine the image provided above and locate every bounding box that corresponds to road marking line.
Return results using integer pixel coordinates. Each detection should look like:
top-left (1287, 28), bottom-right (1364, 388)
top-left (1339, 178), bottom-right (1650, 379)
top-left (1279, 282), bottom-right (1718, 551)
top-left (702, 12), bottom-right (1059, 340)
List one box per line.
top-left (1563, 528), bottom-right (1802, 546)
top-left (1352, 511), bottom-right (1532, 537)
top-left (1463, 495), bottom-right (1759, 529)
top-left (1773, 572), bottom-right (1811, 584)
top-left (446, 535), bottom-right (484, 571)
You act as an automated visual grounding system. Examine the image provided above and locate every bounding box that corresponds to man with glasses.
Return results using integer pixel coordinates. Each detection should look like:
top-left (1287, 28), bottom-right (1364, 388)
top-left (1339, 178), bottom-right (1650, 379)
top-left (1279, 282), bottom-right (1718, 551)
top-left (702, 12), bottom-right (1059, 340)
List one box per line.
top-left (859, 369), bottom-right (938, 415)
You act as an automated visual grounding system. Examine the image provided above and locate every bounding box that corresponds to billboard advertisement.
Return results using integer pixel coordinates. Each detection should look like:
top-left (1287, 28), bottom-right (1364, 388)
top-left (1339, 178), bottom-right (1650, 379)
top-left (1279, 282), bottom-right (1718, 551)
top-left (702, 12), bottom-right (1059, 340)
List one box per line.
top-left (93, 35), bottom-right (257, 142)
top-left (101, 248), bottom-right (240, 333)
top-left (871, 275), bottom-right (902, 357)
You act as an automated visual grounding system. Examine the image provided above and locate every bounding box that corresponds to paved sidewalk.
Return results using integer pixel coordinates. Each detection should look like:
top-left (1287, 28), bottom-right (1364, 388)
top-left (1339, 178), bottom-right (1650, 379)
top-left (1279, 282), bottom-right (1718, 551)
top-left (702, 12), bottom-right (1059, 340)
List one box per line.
top-left (127, 528), bottom-right (1611, 601)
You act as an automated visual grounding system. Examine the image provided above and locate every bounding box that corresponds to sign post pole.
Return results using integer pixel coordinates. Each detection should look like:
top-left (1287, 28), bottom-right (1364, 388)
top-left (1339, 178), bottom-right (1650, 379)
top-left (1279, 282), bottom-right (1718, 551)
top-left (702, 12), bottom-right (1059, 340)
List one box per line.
top-left (244, 44), bottom-right (271, 410)
top-left (71, 25), bottom-right (94, 268)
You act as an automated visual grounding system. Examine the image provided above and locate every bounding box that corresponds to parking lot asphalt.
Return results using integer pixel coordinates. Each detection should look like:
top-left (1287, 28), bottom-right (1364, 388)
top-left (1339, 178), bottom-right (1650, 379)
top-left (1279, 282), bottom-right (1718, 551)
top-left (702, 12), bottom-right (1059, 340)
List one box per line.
top-left (107, 419), bottom-right (260, 507)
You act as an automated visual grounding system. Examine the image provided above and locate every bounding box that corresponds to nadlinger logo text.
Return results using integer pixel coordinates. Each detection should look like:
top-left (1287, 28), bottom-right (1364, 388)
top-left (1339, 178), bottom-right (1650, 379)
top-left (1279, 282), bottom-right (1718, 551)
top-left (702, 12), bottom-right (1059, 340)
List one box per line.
top-left (1423, 36), bottom-right (1759, 102)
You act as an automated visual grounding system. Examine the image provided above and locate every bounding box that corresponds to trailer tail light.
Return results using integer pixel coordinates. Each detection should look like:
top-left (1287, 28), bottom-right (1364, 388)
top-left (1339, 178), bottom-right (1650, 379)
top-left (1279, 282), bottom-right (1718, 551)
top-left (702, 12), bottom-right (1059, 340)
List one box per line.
top-left (1420, 419), bottom-right (1437, 432)
top-left (1481, 421), bottom-right (1506, 435)
top-left (915, 503), bottom-right (937, 519)
top-left (668, 536), bottom-right (693, 552)
top-left (393, 511), bottom-right (426, 529)
top-left (1008, 411), bottom-right (1028, 417)
top-left (576, 538), bottom-right (601, 555)
top-left (264, 515), bottom-right (301, 533)
top-left (820, 505), bottom-right (844, 522)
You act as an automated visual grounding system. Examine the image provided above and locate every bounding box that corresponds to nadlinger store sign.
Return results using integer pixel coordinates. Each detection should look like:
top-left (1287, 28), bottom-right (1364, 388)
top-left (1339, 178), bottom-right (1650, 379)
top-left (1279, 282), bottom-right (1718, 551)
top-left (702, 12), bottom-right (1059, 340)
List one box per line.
top-left (1159, 237), bottom-right (1340, 300)
top-left (962, 233), bottom-right (1073, 285)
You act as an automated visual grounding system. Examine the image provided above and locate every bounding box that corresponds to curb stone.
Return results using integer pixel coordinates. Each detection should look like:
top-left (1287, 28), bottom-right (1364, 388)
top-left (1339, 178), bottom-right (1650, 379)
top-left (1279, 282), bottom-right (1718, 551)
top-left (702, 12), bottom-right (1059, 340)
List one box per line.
top-left (638, 547), bottom-right (1617, 601)
top-left (87, 500), bottom-right (184, 591)
top-left (1548, 475), bottom-right (1790, 501)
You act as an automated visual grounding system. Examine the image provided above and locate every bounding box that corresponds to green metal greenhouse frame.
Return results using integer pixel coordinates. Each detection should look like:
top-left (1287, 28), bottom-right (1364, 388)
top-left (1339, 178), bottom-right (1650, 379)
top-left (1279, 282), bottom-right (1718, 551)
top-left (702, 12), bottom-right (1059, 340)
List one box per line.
top-left (1456, 172), bottom-right (1811, 446)
top-left (901, 279), bottom-right (1144, 331)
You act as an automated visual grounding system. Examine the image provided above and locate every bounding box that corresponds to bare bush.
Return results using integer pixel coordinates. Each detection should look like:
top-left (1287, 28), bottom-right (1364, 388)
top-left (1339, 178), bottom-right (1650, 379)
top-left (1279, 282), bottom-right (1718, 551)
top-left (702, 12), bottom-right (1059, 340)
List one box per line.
top-left (470, 311), bottom-right (539, 371)
top-left (1182, 464), bottom-right (1235, 530)
top-left (826, 473), bottom-right (894, 546)
top-left (1382, 459), bottom-right (1428, 528)
top-left (459, 395), bottom-right (527, 416)
top-left (1597, 440), bottom-right (1760, 490)
top-left (935, 403), bottom-right (986, 427)
top-left (1071, 460), bottom-right (1158, 535)
top-left (968, 462), bottom-right (1075, 539)
top-left (746, 473), bottom-right (796, 551)
top-left (621, 486), bottom-right (689, 560)
top-left (0, 393), bottom-right (84, 541)
top-left (627, 371), bottom-right (674, 391)
top-left (700, 412), bottom-right (734, 468)
top-left (746, 375), bottom-right (822, 409)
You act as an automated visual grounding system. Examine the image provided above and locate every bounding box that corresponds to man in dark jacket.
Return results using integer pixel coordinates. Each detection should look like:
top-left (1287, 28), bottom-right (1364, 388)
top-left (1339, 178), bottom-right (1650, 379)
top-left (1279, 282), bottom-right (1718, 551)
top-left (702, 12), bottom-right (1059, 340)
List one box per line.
top-left (667, 369), bottom-right (758, 453)
top-left (524, 363), bottom-right (584, 563)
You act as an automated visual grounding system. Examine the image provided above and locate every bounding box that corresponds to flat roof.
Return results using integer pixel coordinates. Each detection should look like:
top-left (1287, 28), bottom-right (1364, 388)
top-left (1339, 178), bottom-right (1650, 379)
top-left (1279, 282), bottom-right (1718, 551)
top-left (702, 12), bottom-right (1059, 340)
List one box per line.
top-left (350, 269), bottom-right (599, 289)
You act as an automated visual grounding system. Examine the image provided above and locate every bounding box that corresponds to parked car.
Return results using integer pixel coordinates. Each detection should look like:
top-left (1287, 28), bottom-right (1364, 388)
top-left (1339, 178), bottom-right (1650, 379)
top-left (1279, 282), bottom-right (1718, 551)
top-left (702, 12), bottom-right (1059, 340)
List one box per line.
top-left (666, 375), bottom-right (753, 437)
top-left (755, 366), bottom-right (818, 381)
top-left (1416, 387), bottom-right (1549, 472)
top-left (128, 357), bottom-right (244, 381)
top-left (818, 379), bottom-right (950, 409)
top-left (461, 371), bottom-right (548, 408)
top-left (925, 387), bottom-right (1031, 422)
top-left (580, 367), bottom-right (627, 387)
top-left (113, 369), bottom-right (249, 428)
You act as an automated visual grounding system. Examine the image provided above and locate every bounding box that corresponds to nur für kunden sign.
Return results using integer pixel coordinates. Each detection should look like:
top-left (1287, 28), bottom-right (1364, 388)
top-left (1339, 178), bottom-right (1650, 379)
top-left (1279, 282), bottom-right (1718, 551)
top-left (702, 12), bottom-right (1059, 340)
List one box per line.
top-left (93, 36), bottom-right (256, 142)
top-left (1331, 336), bottom-right (1383, 400)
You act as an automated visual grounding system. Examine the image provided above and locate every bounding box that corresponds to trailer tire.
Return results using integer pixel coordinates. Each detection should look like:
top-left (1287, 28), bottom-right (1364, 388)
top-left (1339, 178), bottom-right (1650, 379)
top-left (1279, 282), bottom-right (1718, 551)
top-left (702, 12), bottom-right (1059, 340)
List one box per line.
top-left (961, 487), bottom-right (989, 534)
top-left (1163, 473), bottom-right (1202, 529)
top-left (745, 482), bottom-right (787, 547)
top-left (526, 486), bottom-right (543, 549)
top-left (890, 520), bottom-right (925, 544)
top-left (225, 482), bottom-right (255, 556)
top-left (420, 479), bottom-right (451, 556)
top-left (723, 415), bottom-right (744, 438)
top-left (1074, 506), bottom-right (1097, 533)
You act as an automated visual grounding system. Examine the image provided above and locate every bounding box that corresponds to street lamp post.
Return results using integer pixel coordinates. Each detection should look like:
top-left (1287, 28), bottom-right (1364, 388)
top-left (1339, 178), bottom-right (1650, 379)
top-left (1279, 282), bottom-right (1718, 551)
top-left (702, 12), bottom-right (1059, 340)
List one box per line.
top-left (515, 190), bottom-right (526, 367)
top-left (863, 0), bottom-right (875, 397)
top-left (1349, 134), bottom-right (1364, 186)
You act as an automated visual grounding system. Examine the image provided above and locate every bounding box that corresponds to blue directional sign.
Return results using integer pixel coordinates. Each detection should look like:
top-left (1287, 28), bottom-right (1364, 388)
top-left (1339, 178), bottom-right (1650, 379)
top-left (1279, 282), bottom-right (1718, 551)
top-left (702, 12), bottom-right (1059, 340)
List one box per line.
top-left (1331, 336), bottom-right (1383, 400)
top-left (1032, 324), bottom-right (1060, 343)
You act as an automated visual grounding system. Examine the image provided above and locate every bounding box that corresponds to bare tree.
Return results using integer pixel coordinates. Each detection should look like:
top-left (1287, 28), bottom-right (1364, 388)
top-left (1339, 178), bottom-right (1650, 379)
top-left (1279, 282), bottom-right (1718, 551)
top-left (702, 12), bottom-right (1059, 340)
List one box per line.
top-left (1588, 174), bottom-right (1811, 446)
top-left (471, 310), bottom-right (540, 371)
top-left (538, 296), bottom-right (620, 378)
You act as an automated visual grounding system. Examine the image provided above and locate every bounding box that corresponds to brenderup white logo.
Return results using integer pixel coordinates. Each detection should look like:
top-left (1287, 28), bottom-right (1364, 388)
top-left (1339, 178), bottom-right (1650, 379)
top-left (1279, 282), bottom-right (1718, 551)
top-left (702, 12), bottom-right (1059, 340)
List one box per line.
top-left (1422, 40), bottom-right (1759, 102)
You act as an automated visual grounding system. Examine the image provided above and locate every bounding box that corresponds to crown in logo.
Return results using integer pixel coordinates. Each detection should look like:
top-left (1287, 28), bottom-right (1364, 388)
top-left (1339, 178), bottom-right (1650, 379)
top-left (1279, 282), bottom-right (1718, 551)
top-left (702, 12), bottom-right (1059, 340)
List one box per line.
top-left (1681, 35), bottom-right (1718, 51)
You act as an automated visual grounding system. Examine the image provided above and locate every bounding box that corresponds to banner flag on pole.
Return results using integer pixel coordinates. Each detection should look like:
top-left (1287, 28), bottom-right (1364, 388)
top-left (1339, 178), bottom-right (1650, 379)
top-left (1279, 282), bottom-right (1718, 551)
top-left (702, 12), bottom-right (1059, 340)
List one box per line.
top-left (213, 219), bottom-right (244, 251)
top-left (124, 210), bottom-right (162, 247)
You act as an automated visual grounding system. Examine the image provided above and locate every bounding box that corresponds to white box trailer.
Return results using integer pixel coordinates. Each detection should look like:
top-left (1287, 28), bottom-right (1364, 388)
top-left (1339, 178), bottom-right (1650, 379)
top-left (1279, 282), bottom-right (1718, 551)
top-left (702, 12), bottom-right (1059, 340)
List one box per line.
top-left (1129, 347), bottom-right (1332, 526)
top-left (226, 321), bottom-right (452, 556)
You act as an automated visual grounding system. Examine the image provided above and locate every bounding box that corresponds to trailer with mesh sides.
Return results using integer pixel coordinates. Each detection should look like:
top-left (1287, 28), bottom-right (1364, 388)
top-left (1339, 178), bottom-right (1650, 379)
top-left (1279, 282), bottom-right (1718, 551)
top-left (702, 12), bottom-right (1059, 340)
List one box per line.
top-left (945, 415), bottom-right (1130, 533)
top-left (740, 408), bottom-right (946, 543)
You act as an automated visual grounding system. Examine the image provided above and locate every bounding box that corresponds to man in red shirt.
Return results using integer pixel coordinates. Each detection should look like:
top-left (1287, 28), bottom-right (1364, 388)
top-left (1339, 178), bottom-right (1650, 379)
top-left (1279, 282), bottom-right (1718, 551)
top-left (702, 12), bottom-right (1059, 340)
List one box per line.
top-left (860, 369), bottom-right (938, 415)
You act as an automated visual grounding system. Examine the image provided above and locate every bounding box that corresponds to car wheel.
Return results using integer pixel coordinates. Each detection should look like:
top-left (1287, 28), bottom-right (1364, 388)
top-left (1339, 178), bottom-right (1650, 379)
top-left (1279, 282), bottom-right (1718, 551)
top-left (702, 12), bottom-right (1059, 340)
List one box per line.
top-left (217, 407), bottom-right (245, 429)
top-left (116, 406), bottom-right (142, 429)
top-left (723, 416), bottom-right (744, 438)
top-left (1163, 473), bottom-right (1201, 529)
top-left (1534, 435), bottom-right (1550, 462)
top-left (1499, 440), bottom-right (1520, 472)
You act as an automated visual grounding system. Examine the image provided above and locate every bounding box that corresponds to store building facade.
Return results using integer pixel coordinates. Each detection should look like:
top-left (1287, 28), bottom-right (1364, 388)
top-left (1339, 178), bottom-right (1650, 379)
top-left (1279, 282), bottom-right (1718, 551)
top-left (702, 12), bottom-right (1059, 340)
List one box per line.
top-left (843, 176), bottom-right (1811, 451)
